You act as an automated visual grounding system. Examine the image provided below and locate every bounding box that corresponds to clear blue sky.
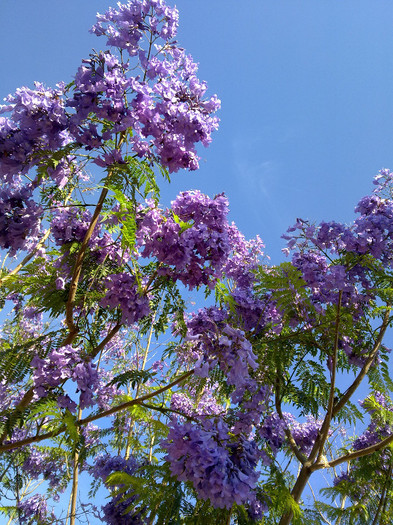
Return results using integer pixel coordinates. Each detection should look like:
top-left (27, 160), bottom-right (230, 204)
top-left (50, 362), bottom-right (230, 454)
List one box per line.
top-left (2, 1), bottom-right (393, 261)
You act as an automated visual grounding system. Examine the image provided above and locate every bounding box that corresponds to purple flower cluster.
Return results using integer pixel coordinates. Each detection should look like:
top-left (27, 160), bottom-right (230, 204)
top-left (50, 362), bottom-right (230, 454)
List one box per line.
top-left (180, 307), bottom-right (258, 400)
top-left (67, 51), bottom-right (131, 151)
top-left (231, 287), bottom-right (282, 334)
top-left (352, 393), bottom-right (393, 451)
top-left (136, 191), bottom-right (231, 288)
top-left (128, 54), bottom-right (220, 172)
top-left (163, 417), bottom-right (260, 509)
top-left (231, 385), bottom-right (271, 436)
top-left (100, 273), bottom-right (150, 325)
top-left (282, 171), bottom-right (393, 323)
top-left (31, 344), bottom-right (99, 410)
top-left (52, 206), bottom-right (96, 245)
top-left (92, 454), bottom-right (139, 484)
top-left (287, 414), bottom-right (325, 455)
top-left (333, 392), bottom-right (393, 502)
top-left (17, 494), bottom-right (55, 524)
top-left (22, 447), bottom-right (66, 493)
top-left (92, 455), bottom-right (146, 525)
top-left (0, 82), bottom-right (70, 180)
top-left (88, 1), bottom-right (220, 172)
top-left (291, 250), bottom-right (371, 318)
top-left (90, 0), bottom-right (179, 52)
top-left (259, 413), bottom-right (287, 454)
top-left (102, 499), bottom-right (146, 525)
top-left (0, 183), bottom-right (42, 255)
top-left (352, 420), bottom-right (392, 451)
top-left (224, 225), bottom-right (265, 289)
top-left (17, 307), bottom-right (44, 340)
top-left (259, 412), bottom-right (326, 457)
top-left (170, 387), bottom-right (225, 419)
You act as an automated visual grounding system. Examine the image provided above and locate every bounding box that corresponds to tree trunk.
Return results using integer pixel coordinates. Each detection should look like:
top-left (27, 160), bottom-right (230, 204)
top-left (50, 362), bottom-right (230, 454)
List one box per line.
top-left (278, 464), bottom-right (312, 525)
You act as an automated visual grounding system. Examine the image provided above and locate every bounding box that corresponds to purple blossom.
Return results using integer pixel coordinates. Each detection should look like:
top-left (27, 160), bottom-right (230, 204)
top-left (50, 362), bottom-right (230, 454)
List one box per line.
top-left (52, 206), bottom-right (96, 245)
top-left (352, 393), bottom-right (393, 451)
top-left (178, 307), bottom-right (258, 400)
top-left (22, 447), bottom-right (66, 492)
top-left (287, 414), bottom-right (326, 455)
top-left (17, 495), bottom-right (55, 524)
top-left (136, 191), bottom-right (232, 288)
top-left (92, 455), bottom-right (146, 524)
top-left (87, 2), bottom-right (220, 171)
top-left (100, 273), bottom-right (150, 325)
top-left (259, 412), bottom-right (326, 457)
top-left (0, 82), bottom-right (70, 180)
top-left (0, 184), bottom-right (42, 255)
top-left (31, 344), bottom-right (100, 410)
top-left (162, 417), bottom-right (260, 509)
top-left (259, 413), bottom-right (287, 454)
top-left (231, 384), bottom-right (271, 435)
top-left (92, 454), bottom-right (139, 484)
top-left (90, 1), bottom-right (179, 54)
top-left (224, 224), bottom-right (265, 289)
top-left (170, 387), bottom-right (225, 419)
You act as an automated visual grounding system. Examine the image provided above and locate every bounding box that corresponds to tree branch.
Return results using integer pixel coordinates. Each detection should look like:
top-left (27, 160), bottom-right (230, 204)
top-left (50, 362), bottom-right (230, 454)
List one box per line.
top-left (80, 369), bottom-right (194, 426)
top-left (316, 290), bottom-right (342, 464)
top-left (332, 307), bottom-right (391, 419)
top-left (64, 185), bottom-right (109, 344)
top-left (0, 323), bottom-right (122, 445)
top-left (313, 432), bottom-right (393, 471)
top-left (0, 370), bottom-right (194, 453)
top-left (275, 375), bottom-right (307, 465)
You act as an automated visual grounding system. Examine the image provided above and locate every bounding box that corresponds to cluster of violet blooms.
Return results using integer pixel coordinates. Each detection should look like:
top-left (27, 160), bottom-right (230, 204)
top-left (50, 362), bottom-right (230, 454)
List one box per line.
top-left (352, 392), bottom-right (393, 452)
top-left (91, 455), bottom-right (147, 524)
top-left (164, 382), bottom-right (268, 514)
top-left (0, 0), bottom-right (220, 255)
top-left (16, 495), bottom-right (55, 525)
top-left (136, 191), bottom-right (233, 289)
top-left (283, 168), bottom-right (393, 308)
top-left (31, 344), bottom-right (100, 412)
top-left (279, 168), bottom-right (393, 365)
top-left (161, 303), bottom-right (329, 512)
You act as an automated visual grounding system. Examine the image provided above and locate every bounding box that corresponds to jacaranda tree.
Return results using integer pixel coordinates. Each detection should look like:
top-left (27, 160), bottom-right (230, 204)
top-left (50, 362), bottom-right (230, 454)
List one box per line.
top-left (1, 1), bottom-right (393, 524)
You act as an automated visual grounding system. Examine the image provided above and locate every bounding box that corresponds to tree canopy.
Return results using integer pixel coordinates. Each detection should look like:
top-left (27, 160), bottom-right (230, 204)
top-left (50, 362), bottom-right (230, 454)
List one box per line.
top-left (1, 1), bottom-right (393, 524)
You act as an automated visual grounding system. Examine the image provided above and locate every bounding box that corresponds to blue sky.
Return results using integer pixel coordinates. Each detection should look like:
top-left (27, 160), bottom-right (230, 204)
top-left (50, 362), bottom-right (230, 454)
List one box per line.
top-left (2, 1), bottom-right (393, 262)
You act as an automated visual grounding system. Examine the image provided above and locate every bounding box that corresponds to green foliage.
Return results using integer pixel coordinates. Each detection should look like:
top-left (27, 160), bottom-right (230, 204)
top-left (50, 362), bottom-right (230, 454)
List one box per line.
top-left (258, 466), bottom-right (302, 524)
top-left (215, 280), bottom-right (237, 315)
top-left (319, 452), bottom-right (393, 524)
top-left (138, 277), bottom-right (186, 338)
top-left (105, 464), bottom-right (235, 525)
top-left (255, 262), bottom-right (313, 321)
top-left (172, 212), bottom-right (193, 233)
top-left (107, 369), bottom-right (156, 390)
